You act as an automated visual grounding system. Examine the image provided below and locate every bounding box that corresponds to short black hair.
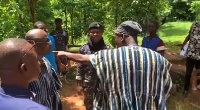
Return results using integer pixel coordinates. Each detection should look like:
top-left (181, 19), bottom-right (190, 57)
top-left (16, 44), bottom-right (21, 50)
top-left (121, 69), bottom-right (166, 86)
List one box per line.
top-left (149, 21), bottom-right (159, 29)
top-left (55, 18), bottom-right (62, 23)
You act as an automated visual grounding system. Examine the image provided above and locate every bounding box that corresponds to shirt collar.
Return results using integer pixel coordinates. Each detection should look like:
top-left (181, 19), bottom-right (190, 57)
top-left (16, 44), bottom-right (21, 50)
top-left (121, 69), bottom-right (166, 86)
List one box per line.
top-left (148, 36), bottom-right (157, 40)
top-left (126, 44), bottom-right (138, 47)
top-left (0, 84), bottom-right (34, 99)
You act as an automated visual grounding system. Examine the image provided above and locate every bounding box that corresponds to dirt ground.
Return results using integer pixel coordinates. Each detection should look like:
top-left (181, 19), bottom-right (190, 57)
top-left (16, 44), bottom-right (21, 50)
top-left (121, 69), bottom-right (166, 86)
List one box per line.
top-left (60, 54), bottom-right (200, 110)
top-left (60, 80), bottom-right (85, 110)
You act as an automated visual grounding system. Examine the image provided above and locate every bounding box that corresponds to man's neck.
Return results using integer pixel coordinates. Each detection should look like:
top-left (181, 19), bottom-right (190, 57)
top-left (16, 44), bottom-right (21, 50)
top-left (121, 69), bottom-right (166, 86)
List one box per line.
top-left (125, 38), bottom-right (138, 46)
top-left (126, 42), bottom-right (137, 46)
top-left (56, 27), bottom-right (62, 30)
top-left (149, 33), bottom-right (157, 38)
top-left (1, 79), bottom-right (29, 89)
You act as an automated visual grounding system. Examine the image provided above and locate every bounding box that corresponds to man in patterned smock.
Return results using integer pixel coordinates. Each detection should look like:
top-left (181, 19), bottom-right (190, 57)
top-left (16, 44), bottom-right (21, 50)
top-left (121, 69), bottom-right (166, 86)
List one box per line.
top-left (55, 21), bottom-right (172, 110)
top-left (26, 29), bottom-right (62, 110)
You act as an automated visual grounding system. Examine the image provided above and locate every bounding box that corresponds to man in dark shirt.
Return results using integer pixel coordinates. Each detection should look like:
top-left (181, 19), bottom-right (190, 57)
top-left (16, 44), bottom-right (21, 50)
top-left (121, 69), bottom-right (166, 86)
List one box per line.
top-left (50, 18), bottom-right (68, 76)
top-left (0, 38), bottom-right (49, 110)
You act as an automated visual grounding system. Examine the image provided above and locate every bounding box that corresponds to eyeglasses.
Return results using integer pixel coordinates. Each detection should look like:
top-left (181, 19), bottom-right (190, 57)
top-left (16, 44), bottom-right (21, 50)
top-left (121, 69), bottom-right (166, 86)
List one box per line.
top-left (35, 40), bottom-right (51, 45)
top-left (26, 39), bottom-right (51, 49)
top-left (20, 40), bottom-right (36, 61)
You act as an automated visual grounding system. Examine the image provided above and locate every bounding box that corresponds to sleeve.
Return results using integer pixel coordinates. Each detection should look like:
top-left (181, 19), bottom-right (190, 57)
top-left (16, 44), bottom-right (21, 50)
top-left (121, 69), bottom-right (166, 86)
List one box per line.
top-left (52, 68), bottom-right (62, 90)
top-left (189, 22), bottom-right (195, 34)
top-left (164, 61), bottom-right (172, 99)
top-left (76, 63), bottom-right (84, 80)
top-left (89, 54), bottom-right (96, 69)
top-left (156, 40), bottom-right (165, 56)
top-left (141, 37), bottom-right (145, 47)
top-left (63, 30), bottom-right (68, 45)
top-left (76, 48), bottom-right (85, 80)
top-left (44, 57), bottom-right (62, 90)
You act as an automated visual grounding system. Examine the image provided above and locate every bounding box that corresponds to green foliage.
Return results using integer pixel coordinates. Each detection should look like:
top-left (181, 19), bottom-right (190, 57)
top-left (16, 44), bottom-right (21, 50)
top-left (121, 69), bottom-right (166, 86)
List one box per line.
top-left (168, 1), bottom-right (195, 21)
top-left (158, 21), bottom-right (192, 52)
top-left (190, 1), bottom-right (200, 21)
top-left (35, 0), bottom-right (54, 30)
top-left (158, 21), bottom-right (192, 38)
top-left (0, 0), bottom-right (32, 39)
top-left (0, 0), bottom-right (193, 45)
top-left (50, 0), bottom-right (171, 44)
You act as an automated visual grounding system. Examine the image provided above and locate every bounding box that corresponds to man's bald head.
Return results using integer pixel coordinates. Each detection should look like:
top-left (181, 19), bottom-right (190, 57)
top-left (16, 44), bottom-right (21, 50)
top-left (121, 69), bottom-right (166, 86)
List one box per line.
top-left (25, 29), bottom-right (47, 40)
top-left (0, 38), bottom-right (41, 85)
top-left (0, 38), bottom-right (31, 70)
top-left (34, 21), bottom-right (46, 31)
top-left (25, 29), bottom-right (51, 56)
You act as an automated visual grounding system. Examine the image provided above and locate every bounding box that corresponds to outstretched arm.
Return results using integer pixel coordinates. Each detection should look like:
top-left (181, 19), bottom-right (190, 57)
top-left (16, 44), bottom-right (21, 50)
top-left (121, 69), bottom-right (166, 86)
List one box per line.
top-left (53, 51), bottom-right (91, 65)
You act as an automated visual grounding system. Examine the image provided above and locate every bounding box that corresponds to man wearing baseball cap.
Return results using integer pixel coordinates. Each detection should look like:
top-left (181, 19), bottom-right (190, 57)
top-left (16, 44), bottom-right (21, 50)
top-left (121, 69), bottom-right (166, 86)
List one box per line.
top-left (76, 22), bottom-right (110, 110)
top-left (55, 21), bottom-right (172, 110)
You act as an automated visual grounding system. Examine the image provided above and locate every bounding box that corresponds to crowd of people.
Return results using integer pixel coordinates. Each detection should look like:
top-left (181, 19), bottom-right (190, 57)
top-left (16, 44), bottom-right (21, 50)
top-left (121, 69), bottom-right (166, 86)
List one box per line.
top-left (0, 18), bottom-right (199, 110)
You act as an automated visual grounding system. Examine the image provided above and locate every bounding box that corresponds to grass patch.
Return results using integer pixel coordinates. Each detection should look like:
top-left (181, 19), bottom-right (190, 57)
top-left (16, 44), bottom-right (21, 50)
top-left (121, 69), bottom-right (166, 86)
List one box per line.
top-left (158, 21), bottom-right (192, 52)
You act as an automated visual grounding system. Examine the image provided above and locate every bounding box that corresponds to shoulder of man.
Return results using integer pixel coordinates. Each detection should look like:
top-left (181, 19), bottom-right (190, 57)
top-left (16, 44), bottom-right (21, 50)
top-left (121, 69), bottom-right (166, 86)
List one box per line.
top-left (42, 57), bottom-right (54, 72)
top-left (29, 101), bottom-right (50, 110)
top-left (47, 35), bottom-right (55, 41)
top-left (79, 43), bottom-right (90, 53)
top-left (62, 29), bottom-right (68, 36)
top-left (50, 30), bottom-right (56, 35)
top-left (0, 95), bottom-right (50, 110)
top-left (102, 42), bottom-right (111, 49)
top-left (142, 36), bottom-right (148, 42)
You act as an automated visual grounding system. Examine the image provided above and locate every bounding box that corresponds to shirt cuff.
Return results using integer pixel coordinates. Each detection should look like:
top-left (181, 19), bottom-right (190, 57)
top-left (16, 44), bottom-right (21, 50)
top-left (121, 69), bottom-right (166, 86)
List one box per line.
top-left (76, 76), bottom-right (82, 80)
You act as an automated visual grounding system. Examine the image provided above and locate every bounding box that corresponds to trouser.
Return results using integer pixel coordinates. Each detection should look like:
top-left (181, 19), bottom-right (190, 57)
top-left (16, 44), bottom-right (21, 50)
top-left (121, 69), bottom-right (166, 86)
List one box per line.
top-left (83, 83), bottom-right (95, 110)
top-left (184, 57), bottom-right (200, 91)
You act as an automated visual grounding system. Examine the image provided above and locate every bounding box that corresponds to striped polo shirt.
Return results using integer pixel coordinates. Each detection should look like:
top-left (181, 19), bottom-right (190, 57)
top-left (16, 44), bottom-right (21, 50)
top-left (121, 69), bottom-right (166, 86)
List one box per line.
top-left (90, 46), bottom-right (172, 110)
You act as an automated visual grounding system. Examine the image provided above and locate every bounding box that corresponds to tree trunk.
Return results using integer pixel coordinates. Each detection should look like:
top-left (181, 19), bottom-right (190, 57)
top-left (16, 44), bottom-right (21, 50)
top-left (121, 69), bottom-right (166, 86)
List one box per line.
top-left (64, 7), bottom-right (68, 30)
top-left (28, 0), bottom-right (37, 25)
top-left (83, 8), bottom-right (87, 34)
top-left (70, 8), bottom-right (74, 44)
top-left (115, 1), bottom-right (118, 27)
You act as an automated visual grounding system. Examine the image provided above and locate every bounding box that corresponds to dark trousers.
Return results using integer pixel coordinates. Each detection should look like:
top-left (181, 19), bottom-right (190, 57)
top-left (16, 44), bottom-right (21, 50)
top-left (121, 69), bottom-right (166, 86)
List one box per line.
top-left (184, 57), bottom-right (200, 91)
top-left (83, 82), bottom-right (95, 110)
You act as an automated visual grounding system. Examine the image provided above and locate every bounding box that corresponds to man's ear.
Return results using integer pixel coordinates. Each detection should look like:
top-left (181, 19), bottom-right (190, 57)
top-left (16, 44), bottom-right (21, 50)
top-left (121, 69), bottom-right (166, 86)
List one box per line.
top-left (20, 63), bottom-right (27, 72)
top-left (121, 34), bottom-right (125, 42)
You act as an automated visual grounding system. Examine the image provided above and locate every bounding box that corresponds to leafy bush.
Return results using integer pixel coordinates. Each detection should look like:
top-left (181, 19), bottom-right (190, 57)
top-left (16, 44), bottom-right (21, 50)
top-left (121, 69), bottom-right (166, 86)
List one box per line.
top-left (190, 1), bottom-right (200, 21)
top-left (168, 1), bottom-right (195, 21)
